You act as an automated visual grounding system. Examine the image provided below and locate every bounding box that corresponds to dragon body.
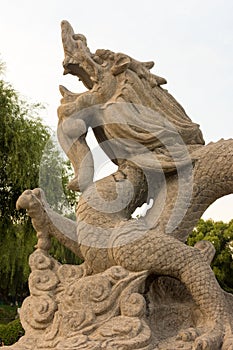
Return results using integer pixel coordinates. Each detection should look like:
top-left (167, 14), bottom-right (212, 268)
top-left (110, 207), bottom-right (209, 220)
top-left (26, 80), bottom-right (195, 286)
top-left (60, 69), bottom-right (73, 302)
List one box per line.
top-left (17, 21), bottom-right (233, 349)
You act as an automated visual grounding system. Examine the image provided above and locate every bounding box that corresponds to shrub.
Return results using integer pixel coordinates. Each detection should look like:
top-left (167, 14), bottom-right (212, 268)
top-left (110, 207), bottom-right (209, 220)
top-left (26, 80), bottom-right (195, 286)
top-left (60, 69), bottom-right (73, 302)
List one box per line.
top-left (0, 305), bottom-right (17, 324)
top-left (0, 319), bottom-right (24, 345)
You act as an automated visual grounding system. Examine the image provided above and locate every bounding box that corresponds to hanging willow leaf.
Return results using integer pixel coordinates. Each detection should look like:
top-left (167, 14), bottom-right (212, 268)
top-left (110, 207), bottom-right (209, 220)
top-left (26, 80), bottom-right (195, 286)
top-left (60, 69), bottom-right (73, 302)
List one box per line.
top-left (0, 64), bottom-right (80, 303)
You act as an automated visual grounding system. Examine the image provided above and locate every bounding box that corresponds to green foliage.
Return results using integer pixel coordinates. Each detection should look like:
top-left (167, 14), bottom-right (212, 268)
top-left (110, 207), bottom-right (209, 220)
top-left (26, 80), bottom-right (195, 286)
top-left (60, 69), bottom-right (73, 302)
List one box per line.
top-left (49, 237), bottom-right (83, 265)
top-left (0, 64), bottom-right (80, 302)
top-left (0, 69), bottom-right (50, 301)
top-left (39, 137), bottom-right (78, 215)
top-left (0, 319), bottom-right (24, 345)
top-left (38, 136), bottom-right (81, 265)
top-left (0, 79), bottom-right (49, 222)
top-left (187, 219), bottom-right (233, 293)
top-left (0, 305), bottom-right (17, 324)
top-left (0, 221), bottom-right (37, 302)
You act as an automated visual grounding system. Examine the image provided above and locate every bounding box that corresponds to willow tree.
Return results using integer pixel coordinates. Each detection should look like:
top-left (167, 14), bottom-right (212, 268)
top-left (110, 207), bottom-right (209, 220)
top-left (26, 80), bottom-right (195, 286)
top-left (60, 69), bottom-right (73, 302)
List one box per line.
top-left (0, 66), bottom-right (50, 302)
top-left (0, 65), bottom-right (81, 302)
top-left (39, 137), bottom-right (81, 265)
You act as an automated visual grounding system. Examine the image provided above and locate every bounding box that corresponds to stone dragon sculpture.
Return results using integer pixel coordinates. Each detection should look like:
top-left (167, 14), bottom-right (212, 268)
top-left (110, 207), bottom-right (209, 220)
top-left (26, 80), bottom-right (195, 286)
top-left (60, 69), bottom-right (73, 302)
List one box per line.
top-left (13, 21), bottom-right (233, 349)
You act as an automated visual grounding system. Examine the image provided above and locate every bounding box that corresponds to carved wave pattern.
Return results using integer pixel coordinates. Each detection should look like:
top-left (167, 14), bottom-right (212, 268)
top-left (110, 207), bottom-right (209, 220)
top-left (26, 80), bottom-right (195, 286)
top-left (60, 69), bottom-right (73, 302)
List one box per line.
top-left (14, 249), bottom-right (152, 350)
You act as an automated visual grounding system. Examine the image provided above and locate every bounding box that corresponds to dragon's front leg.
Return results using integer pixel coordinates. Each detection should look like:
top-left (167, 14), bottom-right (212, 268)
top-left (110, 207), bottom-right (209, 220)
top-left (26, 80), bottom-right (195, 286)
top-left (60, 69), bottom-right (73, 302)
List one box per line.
top-left (16, 188), bottom-right (83, 259)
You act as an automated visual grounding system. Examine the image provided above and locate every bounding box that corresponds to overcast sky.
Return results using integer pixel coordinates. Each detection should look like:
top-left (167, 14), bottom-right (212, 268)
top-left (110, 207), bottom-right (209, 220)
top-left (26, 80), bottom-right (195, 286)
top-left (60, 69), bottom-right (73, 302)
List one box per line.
top-left (1, 0), bottom-right (232, 221)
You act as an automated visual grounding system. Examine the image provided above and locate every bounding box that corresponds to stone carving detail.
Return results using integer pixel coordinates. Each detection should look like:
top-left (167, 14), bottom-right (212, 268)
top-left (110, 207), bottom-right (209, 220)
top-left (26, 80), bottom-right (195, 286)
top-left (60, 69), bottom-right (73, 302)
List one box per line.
top-left (10, 239), bottom-right (152, 350)
top-left (4, 21), bottom-right (233, 349)
top-left (7, 230), bottom-right (233, 350)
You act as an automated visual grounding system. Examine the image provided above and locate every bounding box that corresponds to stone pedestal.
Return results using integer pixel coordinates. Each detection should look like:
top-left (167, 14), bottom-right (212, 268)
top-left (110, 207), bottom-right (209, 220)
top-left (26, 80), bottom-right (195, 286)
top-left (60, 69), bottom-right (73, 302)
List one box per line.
top-left (5, 244), bottom-right (232, 350)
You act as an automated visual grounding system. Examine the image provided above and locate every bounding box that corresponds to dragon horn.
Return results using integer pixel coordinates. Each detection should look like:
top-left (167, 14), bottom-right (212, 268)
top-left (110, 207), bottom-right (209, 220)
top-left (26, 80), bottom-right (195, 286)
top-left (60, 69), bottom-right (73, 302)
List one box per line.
top-left (61, 20), bottom-right (76, 55)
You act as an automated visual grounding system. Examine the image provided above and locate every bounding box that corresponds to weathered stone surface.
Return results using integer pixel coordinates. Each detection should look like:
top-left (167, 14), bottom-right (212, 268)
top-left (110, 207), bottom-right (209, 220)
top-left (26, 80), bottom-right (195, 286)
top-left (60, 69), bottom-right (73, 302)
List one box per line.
top-left (6, 233), bottom-right (233, 350)
top-left (5, 21), bottom-right (233, 349)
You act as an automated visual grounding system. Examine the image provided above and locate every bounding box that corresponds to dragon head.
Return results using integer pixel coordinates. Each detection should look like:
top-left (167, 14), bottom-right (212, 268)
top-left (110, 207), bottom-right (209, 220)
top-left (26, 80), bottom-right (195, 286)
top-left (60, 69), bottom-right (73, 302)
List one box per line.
top-left (58, 21), bottom-right (169, 121)
top-left (58, 21), bottom-right (204, 191)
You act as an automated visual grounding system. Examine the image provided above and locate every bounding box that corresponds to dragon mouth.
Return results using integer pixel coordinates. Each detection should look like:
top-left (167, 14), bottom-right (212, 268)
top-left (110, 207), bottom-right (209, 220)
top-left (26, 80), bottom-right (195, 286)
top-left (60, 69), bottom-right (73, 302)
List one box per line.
top-left (63, 61), bottom-right (94, 90)
top-left (61, 20), bottom-right (98, 92)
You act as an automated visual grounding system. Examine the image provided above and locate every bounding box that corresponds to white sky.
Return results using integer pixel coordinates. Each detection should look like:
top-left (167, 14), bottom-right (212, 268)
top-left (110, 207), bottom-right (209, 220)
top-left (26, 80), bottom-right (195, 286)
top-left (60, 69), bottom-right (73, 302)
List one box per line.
top-left (0, 0), bottom-right (232, 222)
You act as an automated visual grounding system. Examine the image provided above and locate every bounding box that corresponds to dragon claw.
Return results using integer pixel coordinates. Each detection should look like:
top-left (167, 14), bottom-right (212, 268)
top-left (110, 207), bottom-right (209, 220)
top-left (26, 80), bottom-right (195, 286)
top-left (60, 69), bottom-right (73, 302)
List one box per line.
top-left (16, 188), bottom-right (47, 217)
top-left (193, 338), bottom-right (209, 350)
top-left (16, 189), bottom-right (34, 210)
top-left (177, 328), bottom-right (201, 342)
top-left (192, 327), bottom-right (224, 350)
top-left (177, 325), bottom-right (228, 350)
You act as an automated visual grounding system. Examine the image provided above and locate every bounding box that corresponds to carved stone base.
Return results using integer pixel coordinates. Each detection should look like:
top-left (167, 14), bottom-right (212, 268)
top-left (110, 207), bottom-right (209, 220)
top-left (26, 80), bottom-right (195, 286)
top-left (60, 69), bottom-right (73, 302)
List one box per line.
top-left (5, 247), bottom-right (233, 350)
